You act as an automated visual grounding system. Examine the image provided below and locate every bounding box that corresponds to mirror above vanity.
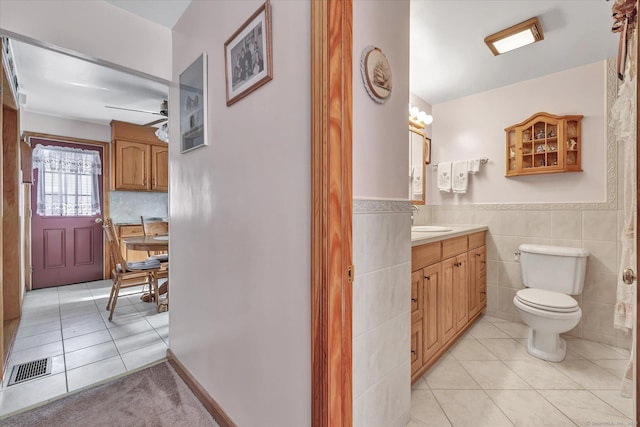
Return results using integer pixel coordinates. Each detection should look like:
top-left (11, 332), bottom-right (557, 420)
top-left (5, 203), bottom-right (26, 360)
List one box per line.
top-left (409, 121), bottom-right (431, 205)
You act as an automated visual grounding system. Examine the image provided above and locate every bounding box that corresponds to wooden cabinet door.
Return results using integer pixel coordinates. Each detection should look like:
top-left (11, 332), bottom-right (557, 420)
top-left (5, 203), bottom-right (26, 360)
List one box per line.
top-left (411, 270), bottom-right (424, 324)
top-left (114, 140), bottom-right (150, 190)
top-left (468, 246), bottom-right (487, 318)
top-left (411, 320), bottom-right (423, 376)
top-left (440, 257), bottom-right (456, 344)
top-left (453, 253), bottom-right (469, 331)
top-left (151, 145), bottom-right (169, 191)
top-left (423, 263), bottom-right (441, 362)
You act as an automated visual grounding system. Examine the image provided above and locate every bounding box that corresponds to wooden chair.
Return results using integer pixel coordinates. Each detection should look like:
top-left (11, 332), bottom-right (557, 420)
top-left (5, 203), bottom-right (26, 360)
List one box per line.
top-left (139, 216), bottom-right (169, 310)
top-left (103, 218), bottom-right (161, 320)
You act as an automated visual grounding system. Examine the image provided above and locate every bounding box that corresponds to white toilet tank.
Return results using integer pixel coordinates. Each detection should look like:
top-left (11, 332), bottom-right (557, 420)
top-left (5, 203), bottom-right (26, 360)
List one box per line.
top-left (519, 244), bottom-right (589, 295)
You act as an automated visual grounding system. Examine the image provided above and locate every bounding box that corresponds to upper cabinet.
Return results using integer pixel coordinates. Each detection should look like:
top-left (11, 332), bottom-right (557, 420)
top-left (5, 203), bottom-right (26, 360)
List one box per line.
top-left (505, 112), bottom-right (582, 177)
top-left (111, 120), bottom-right (168, 192)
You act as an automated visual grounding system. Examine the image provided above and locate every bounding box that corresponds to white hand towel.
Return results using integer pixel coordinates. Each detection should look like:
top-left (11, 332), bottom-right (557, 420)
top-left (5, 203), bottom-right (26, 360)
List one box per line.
top-left (437, 162), bottom-right (452, 192)
top-left (468, 158), bottom-right (481, 174)
top-left (412, 167), bottom-right (423, 195)
top-left (452, 161), bottom-right (469, 194)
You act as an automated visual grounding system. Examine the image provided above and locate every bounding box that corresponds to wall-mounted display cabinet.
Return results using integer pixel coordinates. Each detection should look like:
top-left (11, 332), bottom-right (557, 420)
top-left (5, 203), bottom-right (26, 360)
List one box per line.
top-left (505, 112), bottom-right (582, 177)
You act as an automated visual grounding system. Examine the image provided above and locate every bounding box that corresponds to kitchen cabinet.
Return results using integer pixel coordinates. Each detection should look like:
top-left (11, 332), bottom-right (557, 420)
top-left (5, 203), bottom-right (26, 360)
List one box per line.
top-left (151, 145), bottom-right (169, 191)
top-left (411, 231), bottom-right (486, 383)
top-left (111, 120), bottom-right (168, 192)
top-left (505, 112), bottom-right (583, 177)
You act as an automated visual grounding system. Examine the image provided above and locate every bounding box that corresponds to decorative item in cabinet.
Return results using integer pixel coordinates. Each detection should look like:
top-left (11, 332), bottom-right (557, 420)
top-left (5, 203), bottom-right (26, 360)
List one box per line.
top-left (505, 112), bottom-right (582, 177)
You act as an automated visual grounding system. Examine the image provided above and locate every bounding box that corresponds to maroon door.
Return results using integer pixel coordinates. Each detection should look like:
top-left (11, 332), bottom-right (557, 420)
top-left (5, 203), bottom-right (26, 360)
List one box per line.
top-left (31, 138), bottom-right (104, 289)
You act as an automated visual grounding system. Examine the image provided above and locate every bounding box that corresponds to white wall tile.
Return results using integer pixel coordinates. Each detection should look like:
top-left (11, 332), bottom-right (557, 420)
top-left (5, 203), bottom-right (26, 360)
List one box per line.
top-left (551, 210), bottom-right (583, 239)
top-left (364, 312), bottom-right (411, 389)
top-left (583, 210), bottom-right (618, 241)
top-left (364, 263), bottom-right (411, 332)
top-left (363, 361), bottom-right (411, 427)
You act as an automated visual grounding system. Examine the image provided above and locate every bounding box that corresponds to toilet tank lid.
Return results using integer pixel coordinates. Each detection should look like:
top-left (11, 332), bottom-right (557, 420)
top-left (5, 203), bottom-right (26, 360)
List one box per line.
top-left (519, 244), bottom-right (589, 257)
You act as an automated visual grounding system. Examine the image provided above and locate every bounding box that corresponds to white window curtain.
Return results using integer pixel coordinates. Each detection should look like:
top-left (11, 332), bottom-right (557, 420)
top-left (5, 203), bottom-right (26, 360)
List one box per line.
top-left (32, 144), bottom-right (102, 216)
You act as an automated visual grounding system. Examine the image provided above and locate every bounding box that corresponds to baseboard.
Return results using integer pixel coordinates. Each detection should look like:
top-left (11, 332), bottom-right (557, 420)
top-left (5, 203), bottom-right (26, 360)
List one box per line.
top-left (167, 349), bottom-right (237, 427)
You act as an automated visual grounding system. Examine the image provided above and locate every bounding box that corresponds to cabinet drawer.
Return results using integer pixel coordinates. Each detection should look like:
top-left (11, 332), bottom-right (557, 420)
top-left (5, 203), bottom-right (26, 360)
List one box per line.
top-left (442, 236), bottom-right (468, 259)
top-left (118, 225), bottom-right (144, 237)
top-left (412, 242), bottom-right (442, 271)
top-left (468, 231), bottom-right (486, 250)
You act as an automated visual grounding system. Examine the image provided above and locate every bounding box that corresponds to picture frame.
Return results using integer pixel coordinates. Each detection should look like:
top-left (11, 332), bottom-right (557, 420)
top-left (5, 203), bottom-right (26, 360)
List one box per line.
top-left (180, 53), bottom-right (208, 153)
top-left (224, 0), bottom-right (273, 106)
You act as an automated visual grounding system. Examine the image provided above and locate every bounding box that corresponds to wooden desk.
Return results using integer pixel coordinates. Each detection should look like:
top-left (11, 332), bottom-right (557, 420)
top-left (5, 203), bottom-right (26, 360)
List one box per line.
top-left (121, 236), bottom-right (169, 311)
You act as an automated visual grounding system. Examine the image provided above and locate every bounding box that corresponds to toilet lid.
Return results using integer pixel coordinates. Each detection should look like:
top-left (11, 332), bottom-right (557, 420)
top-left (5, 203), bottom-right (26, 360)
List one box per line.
top-left (515, 289), bottom-right (579, 313)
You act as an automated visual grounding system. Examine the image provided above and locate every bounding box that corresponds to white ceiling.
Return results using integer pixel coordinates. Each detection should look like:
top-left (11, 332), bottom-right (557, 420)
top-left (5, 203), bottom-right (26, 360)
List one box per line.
top-left (411, 1), bottom-right (618, 104)
top-left (4, 0), bottom-right (620, 128)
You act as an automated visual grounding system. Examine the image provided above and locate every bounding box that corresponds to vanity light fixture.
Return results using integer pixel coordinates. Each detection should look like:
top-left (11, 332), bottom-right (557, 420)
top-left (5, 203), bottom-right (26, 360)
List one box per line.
top-left (409, 104), bottom-right (433, 127)
top-left (484, 17), bottom-right (544, 56)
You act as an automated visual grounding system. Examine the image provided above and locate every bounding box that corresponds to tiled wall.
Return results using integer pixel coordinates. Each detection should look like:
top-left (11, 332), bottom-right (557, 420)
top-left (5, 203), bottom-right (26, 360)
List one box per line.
top-left (413, 204), bottom-right (631, 350)
top-left (109, 191), bottom-right (168, 223)
top-left (352, 199), bottom-right (411, 427)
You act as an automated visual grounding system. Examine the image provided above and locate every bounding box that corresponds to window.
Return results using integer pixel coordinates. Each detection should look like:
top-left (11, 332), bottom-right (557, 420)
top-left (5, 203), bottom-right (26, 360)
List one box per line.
top-left (32, 144), bottom-right (102, 216)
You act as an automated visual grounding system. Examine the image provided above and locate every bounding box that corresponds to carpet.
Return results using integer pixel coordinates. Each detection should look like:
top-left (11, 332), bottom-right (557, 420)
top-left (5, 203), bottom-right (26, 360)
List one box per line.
top-left (0, 362), bottom-right (220, 427)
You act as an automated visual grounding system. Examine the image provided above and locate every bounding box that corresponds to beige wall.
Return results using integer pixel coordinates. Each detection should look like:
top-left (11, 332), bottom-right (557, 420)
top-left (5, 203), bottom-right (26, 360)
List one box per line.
top-left (169, 1), bottom-right (310, 426)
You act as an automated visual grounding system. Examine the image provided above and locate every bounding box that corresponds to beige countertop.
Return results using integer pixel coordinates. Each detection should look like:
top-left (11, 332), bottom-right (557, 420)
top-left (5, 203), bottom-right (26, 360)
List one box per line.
top-left (411, 224), bottom-right (488, 247)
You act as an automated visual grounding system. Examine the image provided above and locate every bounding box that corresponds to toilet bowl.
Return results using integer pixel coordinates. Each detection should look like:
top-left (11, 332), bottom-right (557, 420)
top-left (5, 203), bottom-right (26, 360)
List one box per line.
top-left (513, 244), bottom-right (588, 362)
top-left (513, 288), bottom-right (581, 362)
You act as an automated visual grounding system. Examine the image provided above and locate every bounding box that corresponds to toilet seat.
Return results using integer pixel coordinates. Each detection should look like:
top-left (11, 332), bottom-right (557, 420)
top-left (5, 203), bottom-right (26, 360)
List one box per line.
top-left (515, 289), bottom-right (579, 313)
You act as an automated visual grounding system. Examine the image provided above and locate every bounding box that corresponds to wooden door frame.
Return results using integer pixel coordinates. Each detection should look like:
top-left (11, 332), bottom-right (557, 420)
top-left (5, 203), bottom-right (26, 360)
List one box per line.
top-left (311, 0), bottom-right (353, 426)
top-left (22, 132), bottom-right (111, 282)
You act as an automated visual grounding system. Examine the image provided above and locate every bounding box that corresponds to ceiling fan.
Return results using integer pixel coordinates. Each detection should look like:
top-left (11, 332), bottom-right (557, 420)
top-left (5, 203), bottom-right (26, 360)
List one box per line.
top-left (104, 99), bottom-right (168, 126)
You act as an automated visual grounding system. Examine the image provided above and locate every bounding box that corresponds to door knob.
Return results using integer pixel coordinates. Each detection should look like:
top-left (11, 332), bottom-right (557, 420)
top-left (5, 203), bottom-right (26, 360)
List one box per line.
top-left (622, 268), bottom-right (636, 285)
top-left (95, 218), bottom-right (103, 224)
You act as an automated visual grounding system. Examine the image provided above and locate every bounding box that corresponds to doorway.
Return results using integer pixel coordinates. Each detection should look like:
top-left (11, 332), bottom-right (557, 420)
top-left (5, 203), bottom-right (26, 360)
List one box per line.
top-left (30, 137), bottom-right (105, 289)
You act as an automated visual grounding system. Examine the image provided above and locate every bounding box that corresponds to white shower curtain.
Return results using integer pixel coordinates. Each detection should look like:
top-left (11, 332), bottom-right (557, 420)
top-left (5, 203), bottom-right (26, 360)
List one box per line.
top-left (610, 41), bottom-right (636, 397)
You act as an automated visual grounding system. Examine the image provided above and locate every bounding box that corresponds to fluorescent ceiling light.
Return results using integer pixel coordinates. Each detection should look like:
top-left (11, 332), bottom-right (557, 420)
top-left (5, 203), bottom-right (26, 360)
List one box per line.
top-left (484, 17), bottom-right (543, 55)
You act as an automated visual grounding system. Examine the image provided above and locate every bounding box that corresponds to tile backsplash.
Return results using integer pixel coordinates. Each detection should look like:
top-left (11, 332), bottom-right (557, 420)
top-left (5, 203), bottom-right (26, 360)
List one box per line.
top-left (109, 191), bottom-right (168, 223)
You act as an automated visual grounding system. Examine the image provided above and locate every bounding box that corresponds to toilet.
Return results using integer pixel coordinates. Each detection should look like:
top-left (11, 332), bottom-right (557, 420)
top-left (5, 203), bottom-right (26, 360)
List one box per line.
top-left (513, 244), bottom-right (589, 362)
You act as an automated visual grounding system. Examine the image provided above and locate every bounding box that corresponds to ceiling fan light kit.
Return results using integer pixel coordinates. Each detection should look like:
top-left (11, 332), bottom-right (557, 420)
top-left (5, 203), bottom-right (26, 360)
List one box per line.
top-left (484, 17), bottom-right (544, 55)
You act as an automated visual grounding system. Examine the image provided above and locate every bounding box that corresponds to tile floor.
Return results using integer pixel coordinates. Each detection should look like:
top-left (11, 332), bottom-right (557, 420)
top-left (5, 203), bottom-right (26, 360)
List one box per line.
top-left (0, 279), bottom-right (169, 418)
top-left (409, 315), bottom-right (634, 427)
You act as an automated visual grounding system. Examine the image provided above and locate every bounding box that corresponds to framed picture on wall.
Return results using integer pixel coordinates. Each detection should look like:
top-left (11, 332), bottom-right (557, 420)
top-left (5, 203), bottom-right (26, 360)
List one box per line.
top-left (180, 53), bottom-right (208, 153)
top-left (224, 0), bottom-right (273, 106)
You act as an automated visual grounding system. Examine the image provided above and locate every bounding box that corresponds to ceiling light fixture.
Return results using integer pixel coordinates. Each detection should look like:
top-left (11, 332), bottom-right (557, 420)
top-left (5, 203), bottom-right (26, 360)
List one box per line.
top-left (484, 17), bottom-right (544, 56)
top-left (409, 104), bottom-right (433, 127)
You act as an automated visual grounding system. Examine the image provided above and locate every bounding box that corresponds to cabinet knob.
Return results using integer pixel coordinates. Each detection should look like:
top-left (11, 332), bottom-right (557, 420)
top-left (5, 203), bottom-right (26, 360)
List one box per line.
top-left (411, 350), bottom-right (416, 356)
top-left (424, 275), bottom-right (430, 280)
top-left (411, 298), bottom-right (418, 303)
top-left (480, 291), bottom-right (486, 295)
top-left (481, 261), bottom-right (486, 264)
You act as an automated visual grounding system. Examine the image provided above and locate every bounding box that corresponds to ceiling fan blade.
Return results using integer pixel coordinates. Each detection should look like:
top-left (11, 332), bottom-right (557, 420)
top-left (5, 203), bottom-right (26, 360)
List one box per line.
top-left (104, 105), bottom-right (164, 116)
top-left (144, 118), bottom-right (168, 127)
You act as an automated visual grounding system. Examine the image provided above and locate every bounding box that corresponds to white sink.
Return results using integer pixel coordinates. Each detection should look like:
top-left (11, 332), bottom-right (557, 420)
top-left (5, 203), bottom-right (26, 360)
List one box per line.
top-left (412, 225), bottom-right (452, 232)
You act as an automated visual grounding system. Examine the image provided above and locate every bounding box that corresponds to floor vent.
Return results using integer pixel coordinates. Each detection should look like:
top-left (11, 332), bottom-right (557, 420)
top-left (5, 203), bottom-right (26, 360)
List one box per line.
top-left (8, 357), bottom-right (52, 386)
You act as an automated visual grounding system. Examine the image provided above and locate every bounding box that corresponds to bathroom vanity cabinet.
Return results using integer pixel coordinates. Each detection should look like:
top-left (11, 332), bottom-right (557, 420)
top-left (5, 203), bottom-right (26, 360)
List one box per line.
top-left (505, 112), bottom-right (583, 177)
top-left (411, 230), bottom-right (486, 383)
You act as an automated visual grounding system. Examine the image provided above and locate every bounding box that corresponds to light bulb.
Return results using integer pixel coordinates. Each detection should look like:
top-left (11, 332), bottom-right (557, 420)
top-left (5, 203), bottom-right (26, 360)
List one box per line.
top-left (424, 114), bottom-right (433, 125)
top-left (417, 111), bottom-right (427, 122)
top-left (410, 107), bottom-right (419, 118)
